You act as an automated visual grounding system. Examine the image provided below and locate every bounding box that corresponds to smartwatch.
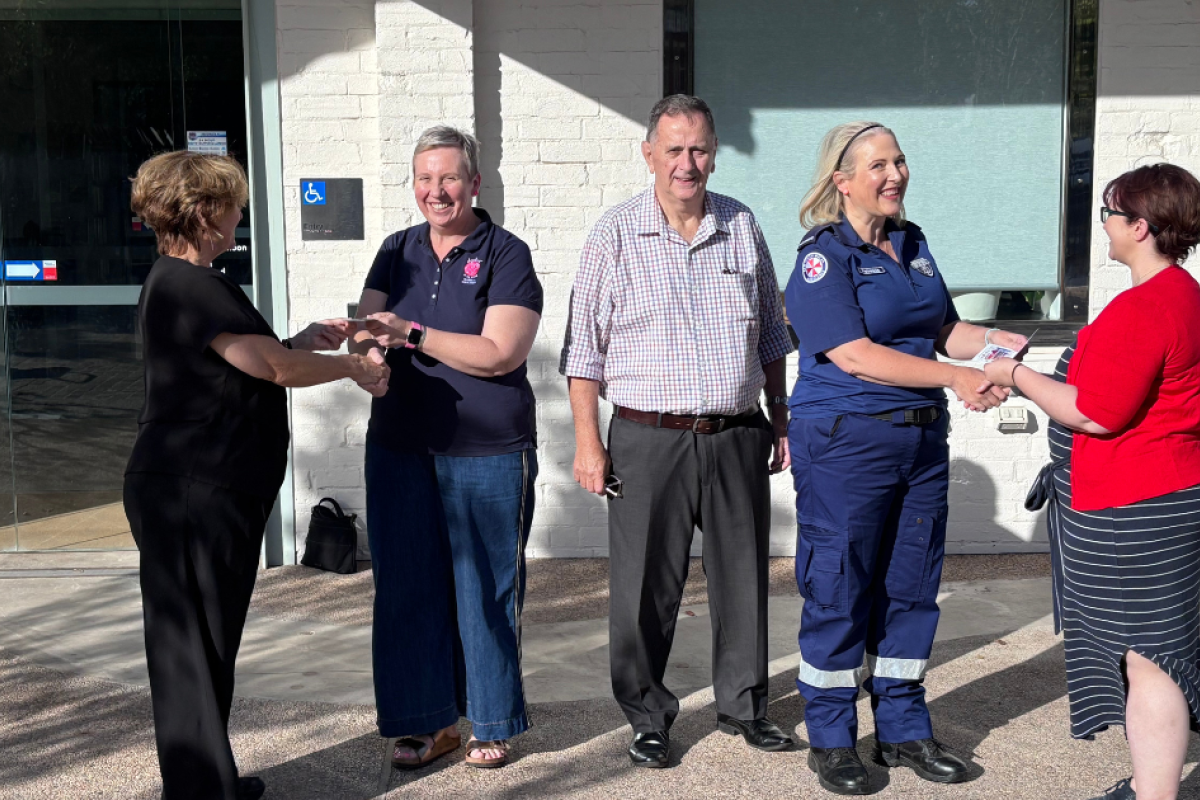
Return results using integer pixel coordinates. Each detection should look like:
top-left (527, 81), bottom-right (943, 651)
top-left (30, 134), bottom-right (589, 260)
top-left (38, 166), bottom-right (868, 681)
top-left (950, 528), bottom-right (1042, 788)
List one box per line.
top-left (404, 321), bottom-right (425, 350)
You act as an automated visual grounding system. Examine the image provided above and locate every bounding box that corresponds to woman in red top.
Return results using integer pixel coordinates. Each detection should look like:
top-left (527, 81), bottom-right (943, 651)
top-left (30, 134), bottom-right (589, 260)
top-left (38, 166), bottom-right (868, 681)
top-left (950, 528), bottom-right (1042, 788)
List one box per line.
top-left (986, 163), bottom-right (1200, 800)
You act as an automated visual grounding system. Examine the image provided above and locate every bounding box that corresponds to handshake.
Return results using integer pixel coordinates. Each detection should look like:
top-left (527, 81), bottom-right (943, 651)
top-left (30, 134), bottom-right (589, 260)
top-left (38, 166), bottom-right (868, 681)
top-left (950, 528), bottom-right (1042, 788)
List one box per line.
top-left (953, 330), bottom-right (1030, 413)
top-left (288, 314), bottom-right (412, 399)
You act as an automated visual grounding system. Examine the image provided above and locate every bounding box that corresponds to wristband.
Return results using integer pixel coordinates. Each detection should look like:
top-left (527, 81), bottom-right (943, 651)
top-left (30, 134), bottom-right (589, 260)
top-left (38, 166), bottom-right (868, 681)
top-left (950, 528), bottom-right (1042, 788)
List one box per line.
top-left (984, 327), bottom-right (1000, 346)
top-left (1010, 362), bottom-right (1023, 386)
top-left (282, 338), bottom-right (293, 350)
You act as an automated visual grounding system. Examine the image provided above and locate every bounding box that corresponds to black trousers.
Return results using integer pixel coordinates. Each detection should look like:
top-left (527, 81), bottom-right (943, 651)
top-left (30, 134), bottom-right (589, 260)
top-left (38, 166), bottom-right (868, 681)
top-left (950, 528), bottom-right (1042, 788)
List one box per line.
top-left (124, 473), bottom-right (273, 800)
top-left (607, 413), bottom-right (774, 733)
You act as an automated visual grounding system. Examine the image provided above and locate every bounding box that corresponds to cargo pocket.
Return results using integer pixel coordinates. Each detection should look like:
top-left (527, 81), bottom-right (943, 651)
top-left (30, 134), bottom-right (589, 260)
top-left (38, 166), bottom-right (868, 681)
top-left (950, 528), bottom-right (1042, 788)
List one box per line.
top-left (797, 528), bottom-right (847, 613)
top-left (884, 511), bottom-right (939, 604)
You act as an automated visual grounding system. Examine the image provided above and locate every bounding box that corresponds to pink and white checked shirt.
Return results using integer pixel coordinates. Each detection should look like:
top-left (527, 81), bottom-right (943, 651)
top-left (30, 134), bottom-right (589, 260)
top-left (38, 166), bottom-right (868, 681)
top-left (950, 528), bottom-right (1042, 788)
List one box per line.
top-left (559, 188), bottom-right (793, 415)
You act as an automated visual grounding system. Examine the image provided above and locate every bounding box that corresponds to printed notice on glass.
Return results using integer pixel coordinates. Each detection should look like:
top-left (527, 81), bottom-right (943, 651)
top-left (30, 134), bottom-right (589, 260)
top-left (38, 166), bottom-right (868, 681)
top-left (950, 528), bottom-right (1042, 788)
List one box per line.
top-left (187, 130), bottom-right (227, 156)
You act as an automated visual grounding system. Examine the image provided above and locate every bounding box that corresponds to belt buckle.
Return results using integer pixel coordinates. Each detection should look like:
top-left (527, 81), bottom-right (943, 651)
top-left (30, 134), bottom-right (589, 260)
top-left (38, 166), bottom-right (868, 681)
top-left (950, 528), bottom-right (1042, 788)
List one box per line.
top-left (691, 416), bottom-right (724, 434)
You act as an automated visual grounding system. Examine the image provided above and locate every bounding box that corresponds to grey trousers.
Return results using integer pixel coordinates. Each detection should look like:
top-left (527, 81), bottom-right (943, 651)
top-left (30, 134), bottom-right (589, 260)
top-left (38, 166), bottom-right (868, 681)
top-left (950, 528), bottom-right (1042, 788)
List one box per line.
top-left (607, 412), bottom-right (774, 733)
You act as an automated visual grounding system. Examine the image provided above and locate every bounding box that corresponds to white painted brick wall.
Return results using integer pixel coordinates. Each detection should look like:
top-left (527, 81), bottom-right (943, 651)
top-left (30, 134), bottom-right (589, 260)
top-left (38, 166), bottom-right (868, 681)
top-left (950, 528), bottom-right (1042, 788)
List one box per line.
top-left (1091, 0), bottom-right (1200, 317)
top-left (473, 0), bottom-right (660, 557)
top-left (276, 0), bottom-right (383, 553)
top-left (275, 0), bottom-right (1200, 559)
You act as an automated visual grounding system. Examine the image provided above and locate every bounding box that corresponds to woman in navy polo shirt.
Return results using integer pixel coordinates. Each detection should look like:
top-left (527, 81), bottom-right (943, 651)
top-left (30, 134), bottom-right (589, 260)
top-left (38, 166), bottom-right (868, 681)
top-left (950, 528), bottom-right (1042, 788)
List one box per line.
top-left (785, 122), bottom-right (1026, 795)
top-left (350, 126), bottom-right (543, 771)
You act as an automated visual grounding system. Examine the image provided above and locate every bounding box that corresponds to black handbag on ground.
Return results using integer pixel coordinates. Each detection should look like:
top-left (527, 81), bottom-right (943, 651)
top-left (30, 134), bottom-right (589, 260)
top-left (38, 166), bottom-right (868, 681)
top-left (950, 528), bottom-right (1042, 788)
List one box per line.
top-left (300, 497), bottom-right (358, 574)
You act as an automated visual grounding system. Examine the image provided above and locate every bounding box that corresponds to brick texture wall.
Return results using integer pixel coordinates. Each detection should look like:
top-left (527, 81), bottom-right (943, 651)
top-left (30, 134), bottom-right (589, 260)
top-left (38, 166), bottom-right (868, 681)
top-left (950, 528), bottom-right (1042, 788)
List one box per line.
top-left (274, 0), bottom-right (1200, 558)
top-left (277, 0), bottom-right (383, 548)
top-left (473, 0), bottom-right (662, 556)
top-left (1091, 0), bottom-right (1200, 314)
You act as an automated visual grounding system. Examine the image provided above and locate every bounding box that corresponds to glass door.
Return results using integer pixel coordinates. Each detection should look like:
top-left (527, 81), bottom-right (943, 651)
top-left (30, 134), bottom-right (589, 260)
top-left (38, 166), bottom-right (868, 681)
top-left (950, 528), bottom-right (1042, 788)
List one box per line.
top-left (0, 0), bottom-right (251, 550)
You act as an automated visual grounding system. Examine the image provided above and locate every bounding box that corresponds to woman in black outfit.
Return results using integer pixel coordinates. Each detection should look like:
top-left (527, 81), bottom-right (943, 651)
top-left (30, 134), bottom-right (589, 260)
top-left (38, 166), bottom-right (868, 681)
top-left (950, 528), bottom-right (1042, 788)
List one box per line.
top-left (124, 151), bottom-right (389, 800)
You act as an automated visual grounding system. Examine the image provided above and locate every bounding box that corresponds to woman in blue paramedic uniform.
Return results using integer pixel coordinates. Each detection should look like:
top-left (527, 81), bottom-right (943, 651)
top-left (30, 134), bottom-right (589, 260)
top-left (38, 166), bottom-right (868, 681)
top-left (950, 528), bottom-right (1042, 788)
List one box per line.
top-left (785, 122), bottom-right (1027, 796)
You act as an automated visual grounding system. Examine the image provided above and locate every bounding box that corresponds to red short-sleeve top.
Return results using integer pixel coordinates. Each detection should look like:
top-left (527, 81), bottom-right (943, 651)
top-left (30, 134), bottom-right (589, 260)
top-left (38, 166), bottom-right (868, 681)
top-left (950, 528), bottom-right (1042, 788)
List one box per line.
top-left (1067, 265), bottom-right (1200, 511)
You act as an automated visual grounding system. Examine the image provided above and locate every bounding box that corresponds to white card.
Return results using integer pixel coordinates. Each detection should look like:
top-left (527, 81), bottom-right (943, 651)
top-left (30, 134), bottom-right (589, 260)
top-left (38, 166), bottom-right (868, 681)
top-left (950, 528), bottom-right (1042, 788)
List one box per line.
top-left (971, 343), bottom-right (1018, 364)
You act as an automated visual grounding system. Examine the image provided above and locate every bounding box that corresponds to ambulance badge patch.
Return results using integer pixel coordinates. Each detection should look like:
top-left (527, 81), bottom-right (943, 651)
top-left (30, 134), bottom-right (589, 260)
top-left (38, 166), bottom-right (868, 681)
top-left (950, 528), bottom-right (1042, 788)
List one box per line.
top-left (802, 252), bottom-right (828, 283)
top-left (910, 258), bottom-right (934, 277)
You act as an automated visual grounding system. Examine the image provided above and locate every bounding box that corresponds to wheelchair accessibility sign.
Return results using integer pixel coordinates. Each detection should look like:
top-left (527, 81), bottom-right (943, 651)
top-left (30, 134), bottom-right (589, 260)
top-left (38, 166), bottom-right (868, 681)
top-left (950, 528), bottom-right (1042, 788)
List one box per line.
top-left (299, 178), bottom-right (364, 241)
top-left (302, 181), bottom-right (326, 205)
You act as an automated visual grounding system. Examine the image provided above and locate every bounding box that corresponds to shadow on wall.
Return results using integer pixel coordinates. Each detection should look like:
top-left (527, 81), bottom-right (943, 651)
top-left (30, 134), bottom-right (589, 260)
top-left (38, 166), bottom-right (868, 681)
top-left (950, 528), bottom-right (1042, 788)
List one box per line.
top-left (290, 384), bottom-right (374, 556)
top-left (474, 46), bottom-right (505, 226)
top-left (949, 457), bottom-right (1049, 552)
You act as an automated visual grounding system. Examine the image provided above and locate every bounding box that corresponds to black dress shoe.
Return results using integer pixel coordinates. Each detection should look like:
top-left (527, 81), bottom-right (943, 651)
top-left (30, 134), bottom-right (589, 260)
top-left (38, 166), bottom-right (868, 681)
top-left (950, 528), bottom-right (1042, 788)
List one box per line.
top-left (716, 713), bottom-right (795, 752)
top-left (236, 777), bottom-right (266, 800)
top-left (876, 738), bottom-right (969, 783)
top-left (1087, 777), bottom-right (1136, 800)
top-left (807, 747), bottom-right (870, 795)
top-left (628, 730), bottom-right (669, 768)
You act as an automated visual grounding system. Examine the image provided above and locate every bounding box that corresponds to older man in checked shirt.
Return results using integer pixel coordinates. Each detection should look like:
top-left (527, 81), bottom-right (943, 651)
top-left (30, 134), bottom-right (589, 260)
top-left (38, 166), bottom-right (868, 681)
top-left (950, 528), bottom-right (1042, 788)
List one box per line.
top-left (560, 94), bottom-right (795, 768)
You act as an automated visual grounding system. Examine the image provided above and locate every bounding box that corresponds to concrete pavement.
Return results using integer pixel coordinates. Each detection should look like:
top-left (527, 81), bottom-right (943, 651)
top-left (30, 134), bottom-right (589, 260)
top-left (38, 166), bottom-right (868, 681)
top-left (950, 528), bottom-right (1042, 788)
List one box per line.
top-left (1, 555), bottom-right (1199, 798)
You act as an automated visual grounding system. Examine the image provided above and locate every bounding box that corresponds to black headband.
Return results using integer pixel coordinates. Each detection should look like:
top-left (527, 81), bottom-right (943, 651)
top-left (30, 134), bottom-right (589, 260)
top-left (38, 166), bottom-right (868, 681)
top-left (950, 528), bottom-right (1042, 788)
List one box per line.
top-left (837, 124), bottom-right (884, 169)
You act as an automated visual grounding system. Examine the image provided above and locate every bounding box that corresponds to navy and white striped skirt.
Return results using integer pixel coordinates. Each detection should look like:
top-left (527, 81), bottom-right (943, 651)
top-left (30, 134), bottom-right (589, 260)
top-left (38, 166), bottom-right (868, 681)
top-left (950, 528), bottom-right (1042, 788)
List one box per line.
top-left (1052, 470), bottom-right (1200, 739)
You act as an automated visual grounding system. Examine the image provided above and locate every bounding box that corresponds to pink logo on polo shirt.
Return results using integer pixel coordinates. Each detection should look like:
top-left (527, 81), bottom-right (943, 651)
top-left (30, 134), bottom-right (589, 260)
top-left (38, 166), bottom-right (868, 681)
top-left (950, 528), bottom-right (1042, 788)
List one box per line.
top-left (463, 259), bottom-right (481, 285)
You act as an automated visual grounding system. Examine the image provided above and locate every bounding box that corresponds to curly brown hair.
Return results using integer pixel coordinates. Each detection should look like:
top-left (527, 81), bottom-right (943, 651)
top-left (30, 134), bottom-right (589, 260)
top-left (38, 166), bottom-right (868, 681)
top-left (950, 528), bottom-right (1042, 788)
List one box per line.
top-left (1103, 163), bottom-right (1200, 265)
top-left (130, 151), bottom-right (248, 256)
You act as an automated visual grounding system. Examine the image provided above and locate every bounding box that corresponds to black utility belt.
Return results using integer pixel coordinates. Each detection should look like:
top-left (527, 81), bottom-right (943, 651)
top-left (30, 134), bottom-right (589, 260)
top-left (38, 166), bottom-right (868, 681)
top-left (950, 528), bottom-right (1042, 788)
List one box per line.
top-left (864, 406), bottom-right (943, 426)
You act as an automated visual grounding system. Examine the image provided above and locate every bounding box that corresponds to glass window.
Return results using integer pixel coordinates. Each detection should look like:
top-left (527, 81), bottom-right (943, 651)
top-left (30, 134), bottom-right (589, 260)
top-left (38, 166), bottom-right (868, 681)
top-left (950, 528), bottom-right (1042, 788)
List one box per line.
top-left (694, 0), bottom-right (1069, 317)
top-left (0, 0), bottom-right (248, 550)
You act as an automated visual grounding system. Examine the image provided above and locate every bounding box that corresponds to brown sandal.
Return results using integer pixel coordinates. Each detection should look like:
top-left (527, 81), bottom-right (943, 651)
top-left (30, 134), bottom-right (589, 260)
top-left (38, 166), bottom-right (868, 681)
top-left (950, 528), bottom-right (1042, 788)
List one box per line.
top-left (464, 738), bottom-right (509, 769)
top-left (392, 729), bottom-right (461, 770)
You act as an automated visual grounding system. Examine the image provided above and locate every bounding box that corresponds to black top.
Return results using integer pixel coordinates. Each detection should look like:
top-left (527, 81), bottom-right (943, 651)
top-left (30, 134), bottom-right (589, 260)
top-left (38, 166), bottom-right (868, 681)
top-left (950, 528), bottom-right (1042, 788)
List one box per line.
top-left (126, 256), bottom-right (289, 499)
top-left (364, 209), bottom-right (543, 456)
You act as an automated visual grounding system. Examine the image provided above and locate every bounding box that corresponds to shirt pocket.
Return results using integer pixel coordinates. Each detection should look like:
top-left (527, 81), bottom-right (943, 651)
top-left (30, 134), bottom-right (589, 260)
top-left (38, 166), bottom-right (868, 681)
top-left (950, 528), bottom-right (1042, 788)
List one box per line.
top-left (714, 255), bottom-right (758, 321)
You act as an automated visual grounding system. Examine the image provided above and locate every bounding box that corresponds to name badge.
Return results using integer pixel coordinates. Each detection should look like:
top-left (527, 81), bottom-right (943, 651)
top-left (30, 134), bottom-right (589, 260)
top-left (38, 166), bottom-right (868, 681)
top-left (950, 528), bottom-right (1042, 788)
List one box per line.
top-left (857, 265), bottom-right (886, 275)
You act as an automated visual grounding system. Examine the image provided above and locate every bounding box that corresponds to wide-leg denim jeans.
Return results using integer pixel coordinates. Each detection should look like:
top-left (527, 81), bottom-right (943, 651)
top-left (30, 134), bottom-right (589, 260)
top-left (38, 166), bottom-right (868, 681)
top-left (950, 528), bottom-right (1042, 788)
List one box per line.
top-left (366, 438), bottom-right (537, 741)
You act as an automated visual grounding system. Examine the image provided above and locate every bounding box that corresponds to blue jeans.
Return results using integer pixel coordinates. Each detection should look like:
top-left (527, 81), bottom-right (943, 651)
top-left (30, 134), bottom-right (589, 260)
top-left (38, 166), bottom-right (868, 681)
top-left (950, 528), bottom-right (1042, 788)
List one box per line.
top-left (366, 438), bottom-right (537, 740)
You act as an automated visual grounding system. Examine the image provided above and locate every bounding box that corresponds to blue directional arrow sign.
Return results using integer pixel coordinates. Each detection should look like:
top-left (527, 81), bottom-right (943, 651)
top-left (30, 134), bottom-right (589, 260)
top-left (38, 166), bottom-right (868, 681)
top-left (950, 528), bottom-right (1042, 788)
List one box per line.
top-left (5, 261), bottom-right (43, 281)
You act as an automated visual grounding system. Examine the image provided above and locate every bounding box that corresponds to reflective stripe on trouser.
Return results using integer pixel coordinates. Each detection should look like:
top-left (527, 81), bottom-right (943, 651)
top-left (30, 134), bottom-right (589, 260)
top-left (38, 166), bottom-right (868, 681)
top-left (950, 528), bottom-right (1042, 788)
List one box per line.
top-left (789, 412), bottom-right (949, 749)
top-left (797, 655), bottom-right (930, 689)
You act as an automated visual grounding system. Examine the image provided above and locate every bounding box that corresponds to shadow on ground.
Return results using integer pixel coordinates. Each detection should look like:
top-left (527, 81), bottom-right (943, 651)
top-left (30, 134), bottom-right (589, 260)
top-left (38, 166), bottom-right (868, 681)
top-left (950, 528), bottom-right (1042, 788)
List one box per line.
top-left (250, 554), bottom-right (1053, 627)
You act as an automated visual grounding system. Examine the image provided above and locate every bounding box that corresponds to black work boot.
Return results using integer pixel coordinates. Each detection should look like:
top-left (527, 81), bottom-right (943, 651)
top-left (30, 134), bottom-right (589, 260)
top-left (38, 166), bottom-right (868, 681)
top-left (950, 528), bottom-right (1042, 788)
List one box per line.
top-left (807, 746), bottom-right (870, 795)
top-left (876, 738), bottom-right (970, 783)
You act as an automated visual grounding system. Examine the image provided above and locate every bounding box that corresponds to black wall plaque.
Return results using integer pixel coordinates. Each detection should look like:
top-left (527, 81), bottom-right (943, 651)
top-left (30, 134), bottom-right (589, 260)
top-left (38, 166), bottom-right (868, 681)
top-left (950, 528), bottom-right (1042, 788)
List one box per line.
top-left (300, 178), bottom-right (364, 240)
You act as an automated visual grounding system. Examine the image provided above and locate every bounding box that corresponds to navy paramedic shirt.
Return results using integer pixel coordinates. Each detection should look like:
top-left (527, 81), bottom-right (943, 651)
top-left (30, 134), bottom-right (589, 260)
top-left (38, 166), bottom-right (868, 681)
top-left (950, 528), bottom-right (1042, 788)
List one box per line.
top-left (785, 216), bottom-right (959, 418)
top-left (364, 209), bottom-right (543, 456)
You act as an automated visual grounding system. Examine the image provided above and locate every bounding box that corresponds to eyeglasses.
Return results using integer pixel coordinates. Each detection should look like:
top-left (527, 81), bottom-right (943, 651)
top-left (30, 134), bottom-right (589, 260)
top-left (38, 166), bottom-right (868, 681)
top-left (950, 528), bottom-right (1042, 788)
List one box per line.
top-left (1101, 206), bottom-right (1160, 234)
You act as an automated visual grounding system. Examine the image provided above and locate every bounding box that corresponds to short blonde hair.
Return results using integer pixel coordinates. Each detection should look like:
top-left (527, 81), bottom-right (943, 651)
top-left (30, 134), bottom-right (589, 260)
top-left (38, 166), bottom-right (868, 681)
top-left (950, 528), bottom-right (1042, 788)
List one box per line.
top-left (130, 151), bottom-right (248, 256)
top-left (799, 121), bottom-right (903, 229)
top-left (413, 126), bottom-right (480, 178)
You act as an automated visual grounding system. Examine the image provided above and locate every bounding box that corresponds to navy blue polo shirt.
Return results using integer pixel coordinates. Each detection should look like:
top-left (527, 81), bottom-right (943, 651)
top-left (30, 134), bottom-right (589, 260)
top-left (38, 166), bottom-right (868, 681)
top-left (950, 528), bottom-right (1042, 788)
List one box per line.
top-left (364, 209), bottom-right (543, 456)
top-left (785, 216), bottom-right (959, 418)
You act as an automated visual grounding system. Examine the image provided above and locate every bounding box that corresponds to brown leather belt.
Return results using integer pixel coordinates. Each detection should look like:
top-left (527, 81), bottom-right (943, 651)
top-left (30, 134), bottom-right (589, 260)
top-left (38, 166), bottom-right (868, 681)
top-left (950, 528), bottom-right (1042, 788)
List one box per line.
top-left (615, 405), bottom-right (759, 435)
